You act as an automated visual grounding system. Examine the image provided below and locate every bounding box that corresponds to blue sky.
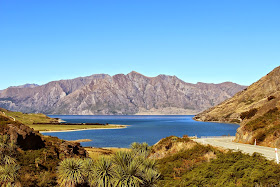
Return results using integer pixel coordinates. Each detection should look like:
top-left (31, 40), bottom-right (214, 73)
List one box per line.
top-left (0, 0), bottom-right (279, 90)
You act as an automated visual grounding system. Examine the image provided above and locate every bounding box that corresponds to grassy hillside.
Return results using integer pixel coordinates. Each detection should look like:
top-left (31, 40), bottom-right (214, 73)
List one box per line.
top-left (0, 114), bottom-right (88, 186)
top-left (194, 66), bottom-right (280, 124)
top-left (0, 108), bottom-right (58, 125)
top-left (0, 107), bottom-right (127, 131)
top-left (236, 107), bottom-right (280, 147)
top-left (194, 66), bottom-right (280, 147)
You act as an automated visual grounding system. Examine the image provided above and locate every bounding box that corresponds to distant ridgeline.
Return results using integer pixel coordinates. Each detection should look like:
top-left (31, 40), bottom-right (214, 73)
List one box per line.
top-left (194, 66), bottom-right (280, 147)
top-left (0, 71), bottom-right (246, 115)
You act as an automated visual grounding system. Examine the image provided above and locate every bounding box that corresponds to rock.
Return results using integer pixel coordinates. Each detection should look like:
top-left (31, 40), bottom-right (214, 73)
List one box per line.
top-left (0, 113), bottom-right (88, 157)
top-left (2, 123), bottom-right (45, 150)
top-left (59, 141), bottom-right (88, 158)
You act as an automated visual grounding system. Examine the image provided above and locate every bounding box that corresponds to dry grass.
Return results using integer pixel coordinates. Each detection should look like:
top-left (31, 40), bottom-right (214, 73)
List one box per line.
top-left (29, 124), bottom-right (127, 132)
top-left (85, 147), bottom-right (130, 159)
top-left (0, 109), bottom-right (57, 125)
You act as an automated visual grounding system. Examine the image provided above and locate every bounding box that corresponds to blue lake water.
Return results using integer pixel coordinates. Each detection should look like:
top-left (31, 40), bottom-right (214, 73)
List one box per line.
top-left (43, 115), bottom-right (239, 148)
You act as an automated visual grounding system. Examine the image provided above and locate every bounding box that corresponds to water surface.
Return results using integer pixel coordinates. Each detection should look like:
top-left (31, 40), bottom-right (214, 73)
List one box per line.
top-left (43, 115), bottom-right (239, 148)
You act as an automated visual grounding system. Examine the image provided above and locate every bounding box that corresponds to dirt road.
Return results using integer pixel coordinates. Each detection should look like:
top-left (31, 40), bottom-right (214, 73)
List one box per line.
top-left (193, 136), bottom-right (278, 161)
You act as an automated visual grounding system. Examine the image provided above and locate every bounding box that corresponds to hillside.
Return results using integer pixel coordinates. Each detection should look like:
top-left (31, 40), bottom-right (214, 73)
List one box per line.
top-left (0, 111), bottom-right (87, 186)
top-left (194, 66), bottom-right (280, 147)
top-left (0, 107), bottom-right (58, 125)
top-left (0, 71), bottom-right (246, 115)
top-left (150, 135), bottom-right (280, 186)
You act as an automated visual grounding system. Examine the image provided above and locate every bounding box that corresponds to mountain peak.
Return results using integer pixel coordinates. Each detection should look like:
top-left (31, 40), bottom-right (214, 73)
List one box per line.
top-left (128, 71), bottom-right (144, 76)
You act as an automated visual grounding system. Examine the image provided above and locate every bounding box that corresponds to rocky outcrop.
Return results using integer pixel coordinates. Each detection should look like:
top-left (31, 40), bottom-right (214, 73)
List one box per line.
top-left (6, 123), bottom-right (45, 150)
top-left (0, 111), bottom-right (87, 157)
top-left (194, 66), bottom-right (280, 147)
top-left (0, 114), bottom-right (45, 150)
top-left (0, 71), bottom-right (246, 115)
top-left (59, 141), bottom-right (88, 158)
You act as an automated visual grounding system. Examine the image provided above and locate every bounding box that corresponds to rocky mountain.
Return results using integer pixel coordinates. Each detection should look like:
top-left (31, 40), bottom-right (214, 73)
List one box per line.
top-left (0, 84), bottom-right (39, 93)
top-left (194, 66), bottom-right (280, 147)
top-left (0, 71), bottom-right (246, 115)
top-left (11, 83), bottom-right (40, 89)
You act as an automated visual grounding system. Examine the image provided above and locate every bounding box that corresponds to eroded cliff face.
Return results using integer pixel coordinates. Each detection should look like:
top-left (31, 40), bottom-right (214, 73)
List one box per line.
top-left (194, 66), bottom-right (280, 147)
top-left (0, 111), bottom-right (87, 157)
top-left (0, 71), bottom-right (246, 115)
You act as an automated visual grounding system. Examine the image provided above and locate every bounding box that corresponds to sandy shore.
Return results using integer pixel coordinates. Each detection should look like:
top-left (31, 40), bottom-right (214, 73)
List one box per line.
top-left (39, 125), bottom-right (128, 133)
top-left (69, 139), bottom-right (92, 143)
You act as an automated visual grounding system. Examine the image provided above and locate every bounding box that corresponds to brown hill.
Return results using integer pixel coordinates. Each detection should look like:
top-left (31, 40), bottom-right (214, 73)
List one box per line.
top-left (194, 66), bottom-right (280, 147)
top-left (0, 109), bottom-right (88, 185)
top-left (0, 71), bottom-right (246, 115)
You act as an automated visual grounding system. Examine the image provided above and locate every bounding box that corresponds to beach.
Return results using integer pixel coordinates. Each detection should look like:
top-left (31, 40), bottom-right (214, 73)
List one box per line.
top-left (38, 124), bottom-right (128, 133)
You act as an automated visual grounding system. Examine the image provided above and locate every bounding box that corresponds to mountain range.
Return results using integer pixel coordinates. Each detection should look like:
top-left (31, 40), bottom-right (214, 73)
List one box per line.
top-left (0, 71), bottom-right (246, 115)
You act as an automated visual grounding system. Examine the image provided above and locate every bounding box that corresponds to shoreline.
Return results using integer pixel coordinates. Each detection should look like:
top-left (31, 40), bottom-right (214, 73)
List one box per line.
top-left (39, 125), bottom-right (128, 133)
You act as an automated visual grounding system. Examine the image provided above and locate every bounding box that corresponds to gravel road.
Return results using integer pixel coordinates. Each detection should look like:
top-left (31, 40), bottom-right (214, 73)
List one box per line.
top-left (193, 136), bottom-right (278, 162)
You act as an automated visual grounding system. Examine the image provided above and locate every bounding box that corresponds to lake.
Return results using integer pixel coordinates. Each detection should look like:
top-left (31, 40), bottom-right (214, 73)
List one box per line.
top-left (43, 115), bottom-right (239, 148)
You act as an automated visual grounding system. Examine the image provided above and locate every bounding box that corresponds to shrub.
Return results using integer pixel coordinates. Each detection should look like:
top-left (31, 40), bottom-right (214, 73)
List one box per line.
top-left (158, 148), bottom-right (280, 187)
top-left (268, 95), bottom-right (276, 101)
top-left (240, 108), bottom-right (258, 120)
top-left (57, 145), bottom-right (160, 187)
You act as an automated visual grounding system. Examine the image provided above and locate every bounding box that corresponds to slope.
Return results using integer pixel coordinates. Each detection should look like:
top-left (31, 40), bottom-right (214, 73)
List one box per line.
top-left (194, 66), bottom-right (280, 147)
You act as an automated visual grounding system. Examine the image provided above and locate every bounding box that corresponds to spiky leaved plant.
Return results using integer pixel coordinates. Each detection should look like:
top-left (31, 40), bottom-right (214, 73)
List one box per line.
top-left (0, 135), bottom-right (20, 186)
top-left (113, 151), bottom-right (143, 187)
top-left (87, 157), bottom-right (115, 187)
top-left (130, 142), bottom-right (151, 158)
top-left (0, 164), bottom-right (21, 187)
top-left (82, 158), bottom-right (95, 180)
top-left (57, 158), bottom-right (85, 187)
top-left (140, 159), bottom-right (160, 187)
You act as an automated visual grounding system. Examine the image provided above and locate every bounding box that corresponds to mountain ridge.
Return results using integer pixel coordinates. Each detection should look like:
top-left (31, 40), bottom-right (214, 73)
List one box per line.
top-left (0, 71), bottom-right (246, 115)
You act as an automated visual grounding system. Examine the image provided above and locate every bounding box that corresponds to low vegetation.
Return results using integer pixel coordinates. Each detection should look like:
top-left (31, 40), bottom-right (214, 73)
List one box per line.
top-left (242, 107), bottom-right (280, 145)
top-left (240, 108), bottom-right (258, 120)
top-left (159, 151), bottom-right (280, 187)
top-left (0, 135), bottom-right (20, 186)
top-left (57, 142), bottom-right (160, 187)
top-left (85, 147), bottom-right (130, 160)
top-left (156, 136), bottom-right (280, 187)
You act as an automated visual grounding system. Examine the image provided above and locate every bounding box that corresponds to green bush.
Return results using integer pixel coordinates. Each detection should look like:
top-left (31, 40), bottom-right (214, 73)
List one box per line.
top-left (158, 148), bottom-right (280, 187)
